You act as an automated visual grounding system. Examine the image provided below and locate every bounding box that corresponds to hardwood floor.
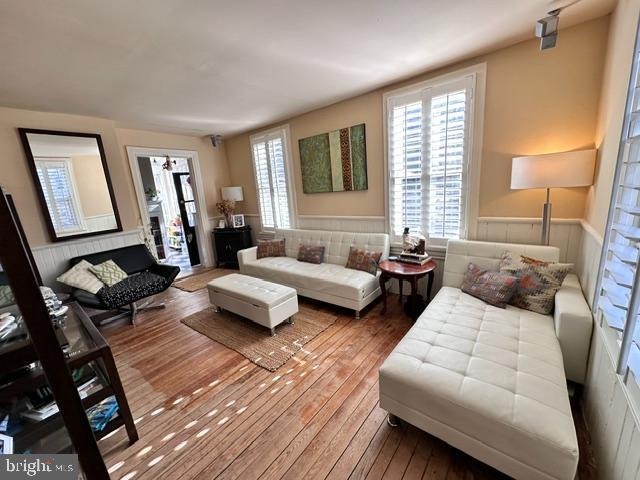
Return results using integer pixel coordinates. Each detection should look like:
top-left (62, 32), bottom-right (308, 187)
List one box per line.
top-left (99, 285), bottom-right (593, 480)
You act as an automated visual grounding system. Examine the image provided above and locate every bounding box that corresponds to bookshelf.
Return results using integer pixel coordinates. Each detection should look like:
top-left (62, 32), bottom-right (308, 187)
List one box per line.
top-left (0, 187), bottom-right (136, 478)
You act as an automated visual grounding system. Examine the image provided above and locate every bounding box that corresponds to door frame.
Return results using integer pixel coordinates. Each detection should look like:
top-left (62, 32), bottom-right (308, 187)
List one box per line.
top-left (126, 146), bottom-right (212, 268)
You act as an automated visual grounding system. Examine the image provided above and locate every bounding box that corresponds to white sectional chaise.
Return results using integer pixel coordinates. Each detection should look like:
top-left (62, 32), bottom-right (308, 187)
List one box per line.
top-left (379, 240), bottom-right (593, 480)
top-left (238, 228), bottom-right (390, 318)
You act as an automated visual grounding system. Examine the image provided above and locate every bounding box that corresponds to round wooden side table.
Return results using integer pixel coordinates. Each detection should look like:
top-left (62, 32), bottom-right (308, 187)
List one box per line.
top-left (379, 259), bottom-right (437, 318)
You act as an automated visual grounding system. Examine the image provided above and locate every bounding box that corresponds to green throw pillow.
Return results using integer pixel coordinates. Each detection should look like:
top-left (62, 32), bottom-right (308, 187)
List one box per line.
top-left (89, 260), bottom-right (128, 287)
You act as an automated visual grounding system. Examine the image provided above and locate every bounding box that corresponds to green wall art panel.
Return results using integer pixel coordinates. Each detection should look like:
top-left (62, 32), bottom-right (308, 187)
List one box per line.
top-left (298, 123), bottom-right (368, 193)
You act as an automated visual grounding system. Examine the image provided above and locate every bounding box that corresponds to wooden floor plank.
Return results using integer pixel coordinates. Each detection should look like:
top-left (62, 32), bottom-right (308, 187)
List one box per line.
top-left (99, 283), bottom-right (596, 480)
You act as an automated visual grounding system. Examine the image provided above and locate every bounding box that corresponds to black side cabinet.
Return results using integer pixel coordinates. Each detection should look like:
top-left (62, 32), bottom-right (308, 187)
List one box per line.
top-left (213, 226), bottom-right (252, 268)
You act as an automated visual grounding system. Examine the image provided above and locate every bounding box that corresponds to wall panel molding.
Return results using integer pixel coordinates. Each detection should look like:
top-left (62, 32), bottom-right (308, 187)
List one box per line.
top-left (475, 217), bottom-right (583, 263)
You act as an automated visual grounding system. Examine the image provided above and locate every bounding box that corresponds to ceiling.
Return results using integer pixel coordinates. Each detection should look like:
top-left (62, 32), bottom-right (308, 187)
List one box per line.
top-left (0, 0), bottom-right (616, 137)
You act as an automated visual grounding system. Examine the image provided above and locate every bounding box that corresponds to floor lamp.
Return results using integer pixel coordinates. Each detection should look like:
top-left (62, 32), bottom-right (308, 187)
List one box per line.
top-left (511, 149), bottom-right (596, 245)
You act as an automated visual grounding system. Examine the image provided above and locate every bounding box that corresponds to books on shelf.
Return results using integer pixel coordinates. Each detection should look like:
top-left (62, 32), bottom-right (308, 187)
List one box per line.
top-left (87, 396), bottom-right (119, 432)
top-left (398, 252), bottom-right (432, 265)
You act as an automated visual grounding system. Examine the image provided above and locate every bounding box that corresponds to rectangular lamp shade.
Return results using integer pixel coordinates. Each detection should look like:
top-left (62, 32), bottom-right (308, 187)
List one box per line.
top-left (511, 149), bottom-right (596, 189)
top-left (221, 186), bottom-right (244, 202)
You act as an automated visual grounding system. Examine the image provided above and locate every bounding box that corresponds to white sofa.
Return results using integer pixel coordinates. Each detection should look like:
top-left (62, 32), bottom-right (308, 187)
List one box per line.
top-left (238, 228), bottom-right (390, 318)
top-left (379, 240), bottom-right (593, 480)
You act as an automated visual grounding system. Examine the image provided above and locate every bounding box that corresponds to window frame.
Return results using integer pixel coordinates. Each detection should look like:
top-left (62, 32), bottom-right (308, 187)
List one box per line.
top-left (249, 124), bottom-right (297, 232)
top-left (383, 63), bottom-right (486, 248)
top-left (34, 157), bottom-right (87, 234)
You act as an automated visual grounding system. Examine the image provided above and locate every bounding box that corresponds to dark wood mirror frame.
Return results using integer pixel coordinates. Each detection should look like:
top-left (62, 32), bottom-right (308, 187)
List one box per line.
top-left (18, 128), bottom-right (123, 242)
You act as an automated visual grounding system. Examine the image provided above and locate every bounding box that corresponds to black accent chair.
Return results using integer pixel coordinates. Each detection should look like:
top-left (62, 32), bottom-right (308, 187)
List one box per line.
top-left (68, 244), bottom-right (180, 325)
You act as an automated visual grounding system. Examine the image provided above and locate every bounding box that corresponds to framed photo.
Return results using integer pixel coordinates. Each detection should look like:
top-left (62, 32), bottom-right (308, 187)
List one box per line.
top-left (232, 214), bottom-right (245, 228)
top-left (0, 433), bottom-right (13, 454)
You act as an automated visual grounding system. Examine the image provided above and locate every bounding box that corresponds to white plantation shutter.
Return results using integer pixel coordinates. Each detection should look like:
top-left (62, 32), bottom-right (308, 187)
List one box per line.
top-left (250, 127), bottom-right (293, 230)
top-left (35, 159), bottom-right (84, 233)
top-left (387, 76), bottom-right (473, 244)
top-left (595, 29), bottom-right (640, 376)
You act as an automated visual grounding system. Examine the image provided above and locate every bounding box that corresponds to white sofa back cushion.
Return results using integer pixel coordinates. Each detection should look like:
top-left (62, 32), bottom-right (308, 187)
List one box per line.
top-left (274, 229), bottom-right (390, 266)
top-left (443, 239), bottom-right (561, 289)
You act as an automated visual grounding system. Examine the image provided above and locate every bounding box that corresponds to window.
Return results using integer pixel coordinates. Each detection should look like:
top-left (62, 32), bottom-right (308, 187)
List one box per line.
top-left (35, 158), bottom-right (84, 233)
top-left (250, 126), bottom-right (294, 230)
top-left (594, 27), bottom-right (640, 379)
top-left (385, 67), bottom-right (483, 245)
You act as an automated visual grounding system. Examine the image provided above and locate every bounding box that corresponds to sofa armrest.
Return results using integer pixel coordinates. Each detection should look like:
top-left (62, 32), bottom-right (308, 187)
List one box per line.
top-left (237, 246), bottom-right (258, 271)
top-left (554, 273), bottom-right (593, 384)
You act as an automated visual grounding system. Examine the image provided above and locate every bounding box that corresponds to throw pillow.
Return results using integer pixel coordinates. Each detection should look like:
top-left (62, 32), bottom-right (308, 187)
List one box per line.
top-left (56, 260), bottom-right (105, 294)
top-left (499, 252), bottom-right (573, 315)
top-left (89, 260), bottom-right (128, 287)
top-left (297, 244), bottom-right (325, 264)
top-left (345, 246), bottom-right (382, 276)
top-left (0, 285), bottom-right (15, 308)
top-left (460, 263), bottom-right (519, 308)
top-left (257, 239), bottom-right (286, 259)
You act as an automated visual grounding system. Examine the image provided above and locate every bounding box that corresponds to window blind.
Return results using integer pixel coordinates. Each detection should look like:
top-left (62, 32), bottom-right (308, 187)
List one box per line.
top-left (595, 28), bottom-right (640, 377)
top-left (387, 76), bottom-right (473, 244)
top-left (250, 128), bottom-right (292, 230)
top-left (35, 159), bottom-right (83, 233)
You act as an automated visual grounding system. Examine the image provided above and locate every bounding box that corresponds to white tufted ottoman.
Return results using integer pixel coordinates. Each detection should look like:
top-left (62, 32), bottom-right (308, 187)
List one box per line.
top-left (207, 273), bottom-right (298, 336)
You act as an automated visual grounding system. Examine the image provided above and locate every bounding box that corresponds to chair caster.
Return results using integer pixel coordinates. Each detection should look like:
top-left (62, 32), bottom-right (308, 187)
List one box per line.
top-left (386, 413), bottom-right (400, 427)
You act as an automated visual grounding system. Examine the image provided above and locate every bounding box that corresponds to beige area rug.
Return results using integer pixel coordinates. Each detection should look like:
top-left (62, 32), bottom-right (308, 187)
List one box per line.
top-left (180, 305), bottom-right (338, 371)
top-left (172, 268), bottom-right (233, 292)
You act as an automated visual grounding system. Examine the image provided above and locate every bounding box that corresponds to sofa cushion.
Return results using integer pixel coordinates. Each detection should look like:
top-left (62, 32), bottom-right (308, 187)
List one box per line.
top-left (90, 260), bottom-right (128, 287)
top-left (460, 263), bottom-right (519, 308)
top-left (499, 252), bottom-right (572, 315)
top-left (97, 272), bottom-right (167, 309)
top-left (257, 239), bottom-right (286, 259)
top-left (297, 244), bottom-right (325, 264)
top-left (379, 286), bottom-right (578, 480)
top-left (241, 256), bottom-right (380, 302)
top-left (57, 260), bottom-right (105, 294)
top-left (345, 246), bottom-right (382, 275)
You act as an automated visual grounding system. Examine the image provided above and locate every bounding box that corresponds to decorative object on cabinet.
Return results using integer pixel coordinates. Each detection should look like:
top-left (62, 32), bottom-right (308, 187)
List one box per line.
top-left (18, 128), bottom-right (123, 242)
top-left (213, 225), bottom-right (252, 268)
top-left (299, 123), bottom-right (367, 193)
top-left (510, 149), bottom-right (595, 245)
top-left (0, 187), bottom-right (116, 478)
top-left (232, 214), bottom-right (245, 228)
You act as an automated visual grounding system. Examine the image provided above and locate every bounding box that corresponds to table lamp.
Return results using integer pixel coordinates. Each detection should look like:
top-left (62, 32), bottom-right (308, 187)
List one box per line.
top-left (511, 149), bottom-right (596, 245)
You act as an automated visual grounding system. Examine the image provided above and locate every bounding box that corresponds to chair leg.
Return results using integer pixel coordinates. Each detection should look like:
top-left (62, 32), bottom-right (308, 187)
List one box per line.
top-left (130, 302), bottom-right (137, 326)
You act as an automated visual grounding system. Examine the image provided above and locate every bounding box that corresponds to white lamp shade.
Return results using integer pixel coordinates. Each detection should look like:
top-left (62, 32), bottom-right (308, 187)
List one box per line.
top-left (221, 186), bottom-right (244, 202)
top-left (511, 149), bottom-right (596, 189)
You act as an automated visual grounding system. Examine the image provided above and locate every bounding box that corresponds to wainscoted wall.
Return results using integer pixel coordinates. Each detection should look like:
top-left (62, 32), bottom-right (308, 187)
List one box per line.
top-left (476, 217), bottom-right (583, 264)
top-left (297, 215), bottom-right (386, 233)
top-left (584, 325), bottom-right (640, 479)
top-left (32, 229), bottom-right (143, 287)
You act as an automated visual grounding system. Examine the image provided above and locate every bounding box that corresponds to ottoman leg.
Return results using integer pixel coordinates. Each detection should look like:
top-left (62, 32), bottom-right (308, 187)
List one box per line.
top-left (387, 413), bottom-right (400, 427)
top-left (270, 327), bottom-right (276, 336)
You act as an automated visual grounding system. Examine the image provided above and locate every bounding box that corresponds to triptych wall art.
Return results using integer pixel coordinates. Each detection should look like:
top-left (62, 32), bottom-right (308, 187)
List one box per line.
top-left (298, 123), bottom-right (367, 193)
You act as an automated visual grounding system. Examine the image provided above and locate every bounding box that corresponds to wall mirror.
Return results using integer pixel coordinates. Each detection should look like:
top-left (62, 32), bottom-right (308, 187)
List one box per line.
top-left (19, 129), bottom-right (122, 241)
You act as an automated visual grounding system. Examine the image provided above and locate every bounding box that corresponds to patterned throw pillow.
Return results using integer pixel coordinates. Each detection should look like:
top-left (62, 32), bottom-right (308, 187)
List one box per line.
top-left (89, 260), bottom-right (128, 287)
top-left (0, 285), bottom-right (15, 308)
top-left (297, 245), bottom-right (325, 264)
top-left (57, 260), bottom-right (105, 294)
top-left (345, 246), bottom-right (382, 276)
top-left (499, 252), bottom-right (573, 315)
top-left (460, 263), bottom-right (519, 308)
top-left (257, 239), bottom-right (286, 259)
